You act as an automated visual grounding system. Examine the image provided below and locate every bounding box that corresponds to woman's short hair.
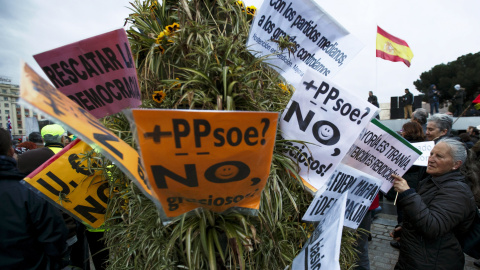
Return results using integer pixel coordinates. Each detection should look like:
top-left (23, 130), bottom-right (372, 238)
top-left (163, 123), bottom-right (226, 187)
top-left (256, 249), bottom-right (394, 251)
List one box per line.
top-left (427, 114), bottom-right (453, 135)
top-left (412, 108), bottom-right (427, 125)
top-left (402, 121), bottom-right (425, 141)
top-left (439, 138), bottom-right (467, 164)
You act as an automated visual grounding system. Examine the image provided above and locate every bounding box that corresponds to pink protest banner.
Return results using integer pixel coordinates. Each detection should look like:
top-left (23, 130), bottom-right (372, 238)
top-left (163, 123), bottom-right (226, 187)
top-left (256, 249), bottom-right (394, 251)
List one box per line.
top-left (34, 29), bottom-right (141, 119)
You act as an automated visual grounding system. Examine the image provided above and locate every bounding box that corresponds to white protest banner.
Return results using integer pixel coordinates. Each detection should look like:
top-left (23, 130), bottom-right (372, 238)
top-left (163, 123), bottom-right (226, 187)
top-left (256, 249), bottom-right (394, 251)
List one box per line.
top-left (411, 141), bottom-right (434, 167)
top-left (280, 69), bottom-right (378, 191)
top-left (302, 164), bottom-right (381, 229)
top-left (247, 0), bottom-right (363, 85)
top-left (292, 191), bottom-right (346, 270)
top-left (341, 119), bottom-right (422, 193)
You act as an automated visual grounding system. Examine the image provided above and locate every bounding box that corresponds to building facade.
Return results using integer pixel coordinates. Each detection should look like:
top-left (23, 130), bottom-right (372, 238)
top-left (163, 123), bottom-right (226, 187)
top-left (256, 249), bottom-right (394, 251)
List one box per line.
top-left (0, 76), bottom-right (46, 139)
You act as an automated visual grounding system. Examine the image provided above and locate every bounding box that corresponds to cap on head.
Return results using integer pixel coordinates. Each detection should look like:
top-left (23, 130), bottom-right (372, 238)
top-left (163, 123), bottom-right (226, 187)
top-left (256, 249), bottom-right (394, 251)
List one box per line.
top-left (454, 84), bottom-right (461, 90)
top-left (41, 124), bottom-right (66, 144)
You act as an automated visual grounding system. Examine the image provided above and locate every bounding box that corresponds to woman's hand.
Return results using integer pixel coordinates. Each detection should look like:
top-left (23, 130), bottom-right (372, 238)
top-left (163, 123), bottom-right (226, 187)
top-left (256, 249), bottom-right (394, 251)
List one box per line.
top-left (390, 226), bottom-right (402, 241)
top-left (392, 174), bottom-right (410, 193)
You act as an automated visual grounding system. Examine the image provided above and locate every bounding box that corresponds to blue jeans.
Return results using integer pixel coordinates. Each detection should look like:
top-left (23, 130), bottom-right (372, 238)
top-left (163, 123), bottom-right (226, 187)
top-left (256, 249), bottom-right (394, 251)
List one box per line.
top-left (430, 102), bottom-right (439, 114)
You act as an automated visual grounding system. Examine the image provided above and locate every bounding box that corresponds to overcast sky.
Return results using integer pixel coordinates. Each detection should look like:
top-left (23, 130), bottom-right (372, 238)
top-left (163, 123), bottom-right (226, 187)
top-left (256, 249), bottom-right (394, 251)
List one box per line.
top-left (1, 0), bottom-right (480, 103)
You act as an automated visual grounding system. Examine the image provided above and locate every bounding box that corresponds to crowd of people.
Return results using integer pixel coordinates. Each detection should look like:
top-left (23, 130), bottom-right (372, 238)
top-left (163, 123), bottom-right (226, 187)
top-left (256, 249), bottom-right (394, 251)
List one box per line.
top-left (1, 111), bottom-right (479, 270)
top-left (0, 124), bottom-right (106, 270)
top-left (354, 109), bottom-right (480, 270)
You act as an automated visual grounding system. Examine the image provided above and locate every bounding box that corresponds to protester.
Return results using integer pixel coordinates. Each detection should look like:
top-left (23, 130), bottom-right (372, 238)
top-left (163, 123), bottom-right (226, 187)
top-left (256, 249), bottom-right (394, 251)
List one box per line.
top-left (354, 194), bottom-right (379, 270)
top-left (28, 131), bottom-right (44, 148)
top-left (411, 108), bottom-right (427, 134)
top-left (368, 91), bottom-right (379, 119)
top-left (391, 138), bottom-right (477, 269)
top-left (41, 124), bottom-right (66, 154)
top-left (14, 141), bottom-right (37, 157)
top-left (468, 126), bottom-right (479, 144)
top-left (459, 133), bottom-right (474, 149)
top-left (390, 121), bottom-right (425, 249)
top-left (452, 84), bottom-right (466, 117)
top-left (0, 128), bottom-right (68, 269)
top-left (425, 113), bottom-right (452, 142)
top-left (428, 84), bottom-right (440, 115)
top-left (401, 88), bottom-right (413, 119)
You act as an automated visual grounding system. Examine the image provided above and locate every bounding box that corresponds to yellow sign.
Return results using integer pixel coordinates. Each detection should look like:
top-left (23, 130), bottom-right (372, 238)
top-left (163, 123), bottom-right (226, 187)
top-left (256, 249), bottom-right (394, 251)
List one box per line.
top-left (23, 140), bottom-right (107, 228)
top-left (132, 109), bottom-right (278, 218)
top-left (20, 63), bottom-right (153, 199)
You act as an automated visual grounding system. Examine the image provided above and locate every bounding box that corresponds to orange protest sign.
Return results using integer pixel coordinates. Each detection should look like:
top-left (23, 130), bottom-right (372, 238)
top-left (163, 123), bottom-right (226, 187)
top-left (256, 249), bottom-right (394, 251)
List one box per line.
top-left (19, 62), bottom-right (153, 199)
top-left (132, 109), bottom-right (278, 218)
top-left (23, 140), bottom-right (107, 228)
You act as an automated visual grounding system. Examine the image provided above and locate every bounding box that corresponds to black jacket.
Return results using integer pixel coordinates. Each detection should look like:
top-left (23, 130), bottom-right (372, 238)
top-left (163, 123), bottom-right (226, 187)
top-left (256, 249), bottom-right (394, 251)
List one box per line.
top-left (0, 155), bottom-right (68, 269)
top-left (395, 170), bottom-right (476, 270)
top-left (402, 92), bottom-right (413, 105)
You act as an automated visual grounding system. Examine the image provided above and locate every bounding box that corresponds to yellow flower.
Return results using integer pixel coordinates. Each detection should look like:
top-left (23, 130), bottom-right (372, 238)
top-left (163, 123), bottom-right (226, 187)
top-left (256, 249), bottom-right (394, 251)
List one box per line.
top-left (165, 22), bottom-right (180, 35)
top-left (246, 6), bottom-right (256, 16)
top-left (236, 1), bottom-right (245, 9)
top-left (152, 90), bottom-right (166, 103)
top-left (150, 1), bottom-right (158, 12)
top-left (155, 31), bottom-right (166, 44)
top-left (171, 78), bottom-right (181, 90)
top-left (278, 83), bottom-right (290, 94)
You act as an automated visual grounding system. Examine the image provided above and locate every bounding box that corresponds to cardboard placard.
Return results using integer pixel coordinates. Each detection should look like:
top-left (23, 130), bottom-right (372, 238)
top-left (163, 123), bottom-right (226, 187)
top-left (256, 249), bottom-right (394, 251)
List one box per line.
top-left (131, 109), bottom-right (278, 218)
top-left (247, 0), bottom-right (363, 85)
top-left (23, 139), bottom-right (107, 228)
top-left (34, 29), bottom-right (141, 119)
top-left (20, 62), bottom-right (153, 200)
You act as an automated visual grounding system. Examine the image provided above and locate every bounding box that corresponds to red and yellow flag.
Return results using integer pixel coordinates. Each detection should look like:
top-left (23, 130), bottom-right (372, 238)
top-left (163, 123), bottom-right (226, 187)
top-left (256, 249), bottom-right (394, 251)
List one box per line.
top-left (376, 26), bottom-right (413, 67)
top-left (473, 94), bottom-right (480, 110)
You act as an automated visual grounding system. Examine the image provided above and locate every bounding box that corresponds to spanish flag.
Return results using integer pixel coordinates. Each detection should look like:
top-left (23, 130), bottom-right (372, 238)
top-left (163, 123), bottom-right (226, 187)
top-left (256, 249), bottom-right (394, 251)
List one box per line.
top-left (376, 26), bottom-right (414, 67)
top-left (473, 94), bottom-right (480, 110)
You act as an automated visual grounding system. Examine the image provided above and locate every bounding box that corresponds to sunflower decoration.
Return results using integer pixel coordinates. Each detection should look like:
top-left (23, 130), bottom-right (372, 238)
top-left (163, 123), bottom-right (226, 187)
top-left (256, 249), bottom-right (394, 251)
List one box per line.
top-left (246, 6), bottom-right (256, 16)
top-left (149, 0), bottom-right (158, 13)
top-left (235, 1), bottom-right (245, 9)
top-left (152, 90), bottom-right (166, 103)
top-left (171, 77), bottom-right (181, 90)
top-left (278, 83), bottom-right (292, 95)
top-left (165, 22), bottom-right (180, 36)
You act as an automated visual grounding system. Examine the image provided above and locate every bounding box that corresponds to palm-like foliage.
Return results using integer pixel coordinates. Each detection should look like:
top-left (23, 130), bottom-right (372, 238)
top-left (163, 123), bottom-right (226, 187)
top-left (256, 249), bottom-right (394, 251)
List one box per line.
top-left (104, 0), bottom-right (359, 269)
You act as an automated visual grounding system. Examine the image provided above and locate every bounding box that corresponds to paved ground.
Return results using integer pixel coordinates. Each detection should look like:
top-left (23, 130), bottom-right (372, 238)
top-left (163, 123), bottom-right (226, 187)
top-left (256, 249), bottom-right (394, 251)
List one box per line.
top-left (368, 198), bottom-right (478, 270)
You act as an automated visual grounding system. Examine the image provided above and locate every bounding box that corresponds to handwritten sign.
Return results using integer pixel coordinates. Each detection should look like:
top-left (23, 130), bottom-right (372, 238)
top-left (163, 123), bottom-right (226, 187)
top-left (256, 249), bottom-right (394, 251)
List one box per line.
top-left (34, 29), bottom-right (141, 119)
top-left (19, 62), bottom-right (153, 200)
top-left (411, 141), bottom-right (434, 166)
top-left (22, 139), bottom-right (107, 228)
top-left (302, 164), bottom-right (381, 229)
top-left (280, 70), bottom-right (378, 191)
top-left (247, 0), bottom-right (363, 85)
top-left (292, 191), bottom-right (346, 270)
top-left (131, 109), bottom-right (278, 219)
top-left (341, 119), bottom-right (422, 193)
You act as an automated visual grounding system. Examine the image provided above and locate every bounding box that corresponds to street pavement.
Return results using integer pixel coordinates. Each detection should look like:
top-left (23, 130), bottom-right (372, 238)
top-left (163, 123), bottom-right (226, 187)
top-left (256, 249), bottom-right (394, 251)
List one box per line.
top-left (368, 197), bottom-right (478, 270)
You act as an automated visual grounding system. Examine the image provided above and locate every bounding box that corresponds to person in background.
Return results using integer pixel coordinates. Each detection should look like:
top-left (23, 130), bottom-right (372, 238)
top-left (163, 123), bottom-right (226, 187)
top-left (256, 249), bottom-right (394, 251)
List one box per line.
top-left (428, 84), bottom-right (440, 115)
top-left (28, 131), bottom-right (44, 148)
top-left (368, 91), bottom-right (380, 119)
top-left (425, 113), bottom-right (452, 142)
top-left (14, 141), bottom-right (37, 157)
top-left (390, 138), bottom-right (477, 269)
top-left (390, 121), bottom-right (425, 249)
top-left (402, 88), bottom-right (414, 119)
top-left (467, 126), bottom-right (479, 144)
top-left (411, 108), bottom-right (428, 134)
top-left (41, 124), bottom-right (66, 154)
top-left (0, 128), bottom-right (68, 269)
top-left (459, 133), bottom-right (474, 149)
top-left (452, 84), bottom-right (466, 117)
top-left (354, 194), bottom-right (380, 270)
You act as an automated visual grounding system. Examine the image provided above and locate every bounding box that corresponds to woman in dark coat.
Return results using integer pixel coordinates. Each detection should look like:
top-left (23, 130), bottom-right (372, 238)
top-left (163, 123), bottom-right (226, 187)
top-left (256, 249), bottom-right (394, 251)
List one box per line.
top-left (390, 138), bottom-right (477, 269)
